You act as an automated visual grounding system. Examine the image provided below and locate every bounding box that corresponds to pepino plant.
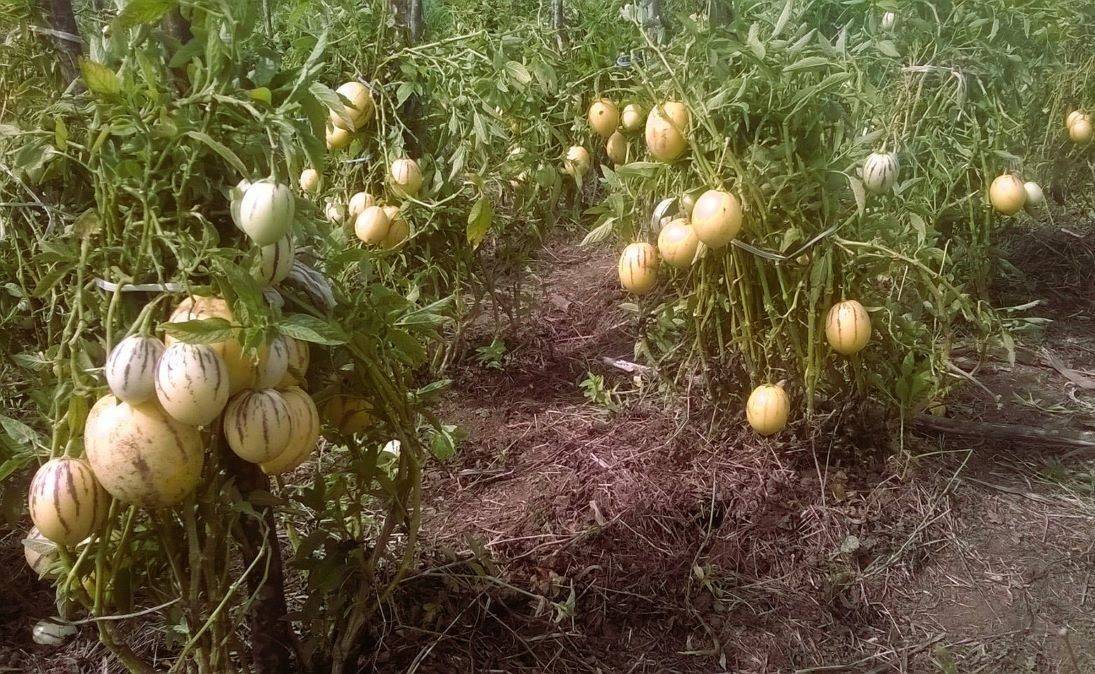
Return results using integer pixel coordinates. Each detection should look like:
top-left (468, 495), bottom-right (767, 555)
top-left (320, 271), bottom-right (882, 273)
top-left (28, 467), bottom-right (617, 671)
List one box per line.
top-left (0, 0), bottom-right (449, 670)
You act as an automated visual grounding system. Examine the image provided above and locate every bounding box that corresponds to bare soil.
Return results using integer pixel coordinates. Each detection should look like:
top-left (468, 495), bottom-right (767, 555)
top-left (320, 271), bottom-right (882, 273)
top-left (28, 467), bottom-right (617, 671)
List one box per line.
top-left (377, 219), bottom-right (1095, 672)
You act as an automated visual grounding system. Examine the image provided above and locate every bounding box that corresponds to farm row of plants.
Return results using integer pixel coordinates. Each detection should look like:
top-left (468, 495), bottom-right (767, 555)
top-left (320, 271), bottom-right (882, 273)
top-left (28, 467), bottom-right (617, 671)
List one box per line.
top-left (0, 0), bottom-right (1091, 670)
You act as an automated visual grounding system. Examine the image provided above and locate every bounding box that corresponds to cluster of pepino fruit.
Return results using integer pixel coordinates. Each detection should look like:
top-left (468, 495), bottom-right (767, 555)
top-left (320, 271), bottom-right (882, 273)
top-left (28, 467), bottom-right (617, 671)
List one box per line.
top-left (308, 79), bottom-right (421, 250)
top-left (983, 109), bottom-right (1089, 216)
top-left (25, 295), bottom-right (325, 567)
top-left (23, 85), bottom-right (397, 561)
top-left (565, 98), bottom-right (689, 180)
top-left (566, 96), bottom-right (891, 438)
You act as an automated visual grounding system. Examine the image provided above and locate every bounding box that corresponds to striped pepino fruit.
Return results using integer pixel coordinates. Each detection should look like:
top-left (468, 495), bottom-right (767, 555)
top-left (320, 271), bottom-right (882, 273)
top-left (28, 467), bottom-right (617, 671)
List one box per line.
top-left (28, 457), bottom-right (108, 545)
top-left (223, 389), bottom-right (293, 463)
top-left (104, 335), bottom-right (165, 405)
top-left (155, 342), bottom-right (231, 426)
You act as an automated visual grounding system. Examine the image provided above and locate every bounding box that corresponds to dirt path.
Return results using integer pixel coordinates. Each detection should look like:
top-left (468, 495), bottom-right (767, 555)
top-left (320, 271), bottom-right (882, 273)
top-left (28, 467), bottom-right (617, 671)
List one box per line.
top-left (385, 223), bottom-right (1095, 672)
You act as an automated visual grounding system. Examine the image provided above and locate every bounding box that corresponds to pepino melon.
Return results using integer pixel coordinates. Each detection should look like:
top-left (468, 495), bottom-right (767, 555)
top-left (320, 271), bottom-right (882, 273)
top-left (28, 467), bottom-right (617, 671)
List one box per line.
top-left (236, 180), bottom-right (294, 246)
top-left (85, 395), bottom-right (205, 506)
top-left (155, 342), bottom-right (230, 426)
top-left (657, 219), bottom-right (699, 268)
top-left (28, 457), bottom-right (107, 546)
top-left (105, 335), bottom-right (164, 405)
top-left (389, 158), bottom-right (423, 198)
top-left (330, 81), bottom-right (375, 131)
top-left (645, 102), bottom-right (690, 161)
top-left (690, 190), bottom-right (743, 248)
top-left (354, 205), bottom-right (390, 244)
top-left (326, 124), bottom-right (352, 151)
top-left (825, 300), bottom-right (872, 355)
top-left (167, 296), bottom-right (255, 394)
top-left (252, 235), bottom-right (294, 287)
top-left (618, 243), bottom-right (658, 294)
top-left (260, 387), bottom-right (320, 475)
top-left (254, 335), bottom-right (290, 390)
top-left (278, 337), bottom-right (310, 387)
top-left (746, 384), bottom-right (790, 436)
top-left (322, 395), bottom-right (375, 435)
top-left (223, 389), bottom-right (293, 463)
top-left (988, 174), bottom-right (1026, 215)
top-left (587, 99), bottom-right (620, 138)
top-left (621, 103), bottom-right (646, 132)
top-left (606, 131), bottom-right (627, 165)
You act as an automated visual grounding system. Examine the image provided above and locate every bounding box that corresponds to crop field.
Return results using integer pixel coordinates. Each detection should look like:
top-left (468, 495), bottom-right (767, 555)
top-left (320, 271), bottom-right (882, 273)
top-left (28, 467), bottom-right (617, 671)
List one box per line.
top-left (0, 0), bottom-right (1093, 671)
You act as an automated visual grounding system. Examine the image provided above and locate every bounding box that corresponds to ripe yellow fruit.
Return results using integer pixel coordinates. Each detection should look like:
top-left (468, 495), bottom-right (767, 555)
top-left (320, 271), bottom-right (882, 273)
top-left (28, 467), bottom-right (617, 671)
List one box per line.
top-left (746, 384), bottom-right (790, 436)
top-left (260, 387), bottom-right (320, 475)
top-left (330, 81), bottom-right (374, 131)
top-left (28, 458), bottom-right (107, 546)
top-left (564, 145), bottom-right (591, 177)
top-left (223, 389), bottom-right (293, 463)
top-left (85, 395), bottom-right (204, 506)
top-left (657, 219), bottom-right (699, 268)
top-left (278, 336), bottom-right (310, 387)
top-left (354, 205), bottom-right (391, 244)
top-left (167, 296), bottom-right (255, 394)
top-left (348, 191), bottom-right (374, 219)
top-left (389, 158), bottom-right (423, 198)
top-left (326, 124), bottom-right (352, 151)
top-left (299, 168), bottom-right (320, 194)
top-left (323, 395), bottom-right (375, 435)
top-left (691, 190), bottom-right (743, 248)
top-left (1065, 110), bottom-right (1086, 130)
top-left (645, 101), bottom-right (689, 161)
top-left (825, 300), bottom-right (872, 355)
top-left (1069, 118), bottom-right (1092, 144)
top-left (587, 99), bottom-right (620, 138)
top-left (621, 103), bottom-right (646, 132)
top-left (618, 242), bottom-right (658, 294)
top-left (381, 209), bottom-right (410, 249)
top-left (606, 131), bottom-right (627, 165)
top-left (988, 174), bottom-right (1026, 215)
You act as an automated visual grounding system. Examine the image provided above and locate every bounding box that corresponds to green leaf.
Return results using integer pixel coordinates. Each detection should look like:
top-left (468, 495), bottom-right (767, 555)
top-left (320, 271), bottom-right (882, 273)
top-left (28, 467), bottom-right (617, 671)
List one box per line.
top-left (309, 81), bottom-right (354, 129)
top-left (160, 318), bottom-right (237, 344)
top-left (31, 263), bottom-right (75, 297)
top-left (783, 56), bottom-right (830, 72)
top-left (184, 131), bottom-right (247, 176)
top-left (466, 197), bottom-right (493, 248)
top-left (747, 23), bottom-right (766, 59)
top-left (504, 61), bottom-right (532, 86)
top-left (615, 162), bottom-right (661, 179)
top-left (877, 40), bottom-right (900, 58)
top-left (1, 414), bottom-right (43, 449)
top-left (429, 424), bottom-right (464, 461)
top-left (79, 59), bottom-right (121, 97)
top-left (278, 314), bottom-right (347, 346)
top-left (115, 0), bottom-right (178, 28)
top-left (247, 87), bottom-right (272, 105)
top-left (581, 217), bottom-right (615, 246)
top-left (847, 175), bottom-right (866, 216)
top-left (772, 0), bottom-right (794, 39)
